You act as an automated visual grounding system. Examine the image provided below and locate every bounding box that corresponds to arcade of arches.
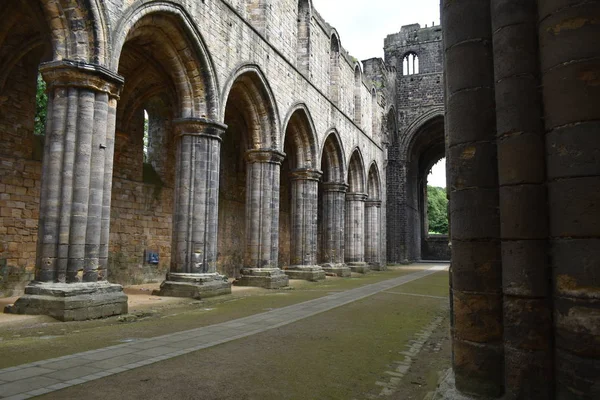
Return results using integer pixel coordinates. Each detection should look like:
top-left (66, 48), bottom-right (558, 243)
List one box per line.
top-left (1, 0), bottom-right (599, 399)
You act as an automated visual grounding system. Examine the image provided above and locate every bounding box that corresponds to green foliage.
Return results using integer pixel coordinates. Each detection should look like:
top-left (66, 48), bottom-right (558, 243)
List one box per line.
top-left (34, 74), bottom-right (47, 136)
top-left (427, 185), bottom-right (448, 235)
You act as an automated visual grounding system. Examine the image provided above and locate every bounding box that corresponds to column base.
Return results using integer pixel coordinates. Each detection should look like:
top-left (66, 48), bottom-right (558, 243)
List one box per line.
top-left (348, 262), bottom-right (370, 274)
top-left (321, 263), bottom-right (352, 277)
top-left (369, 262), bottom-right (386, 271)
top-left (234, 268), bottom-right (289, 289)
top-left (153, 273), bottom-right (231, 299)
top-left (283, 265), bottom-right (326, 281)
top-left (4, 281), bottom-right (128, 322)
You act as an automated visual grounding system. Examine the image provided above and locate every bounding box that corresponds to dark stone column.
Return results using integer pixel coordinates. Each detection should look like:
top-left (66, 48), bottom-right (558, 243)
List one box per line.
top-left (155, 119), bottom-right (231, 299)
top-left (7, 60), bottom-right (127, 321)
top-left (284, 169), bottom-right (326, 281)
top-left (491, 1), bottom-right (553, 398)
top-left (320, 182), bottom-right (351, 277)
top-left (538, 0), bottom-right (600, 397)
top-left (443, 0), bottom-right (504, 397)
top-left (345, 192), bottom-right (369, 273)
top-left (235, 150), bottom-right (289, 289)
top-left (365, 200), bottom-right (384, 270)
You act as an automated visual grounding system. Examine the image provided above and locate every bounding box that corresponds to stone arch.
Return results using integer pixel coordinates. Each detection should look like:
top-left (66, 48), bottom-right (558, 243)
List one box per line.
top-left (320, 130), bottom-right (347, 183)
top-left (281, 103), bottom-right (319, 169)
top-left (297, 0), bottom-right (312, 75)
top-left (367, 162), bottom-right (382, 201)
top-left (347, 148), bottom-right (366, 194)
top-left (403, 107), bottom-right (445, 159)
top-left (221, 64), bottom-right (281, 150)
top-left (112, 3), bottom-right (219, 120)
top-left (354, 63), bottom-right (363, 125)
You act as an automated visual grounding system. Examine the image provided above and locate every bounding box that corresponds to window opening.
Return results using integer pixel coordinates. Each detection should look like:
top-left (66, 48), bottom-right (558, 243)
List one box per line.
top-left (403, 53), bottom-right (419, 76)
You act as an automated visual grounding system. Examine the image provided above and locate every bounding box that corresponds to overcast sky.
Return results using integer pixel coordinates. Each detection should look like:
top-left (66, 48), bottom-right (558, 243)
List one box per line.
top-left (312, 0), bottom-right (446, 187)
top-left (312, 0), bottom-right (441, 61)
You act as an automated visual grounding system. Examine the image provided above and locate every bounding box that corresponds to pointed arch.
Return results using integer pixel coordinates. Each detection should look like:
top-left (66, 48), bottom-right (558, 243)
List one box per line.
top-left (367, 162), bottom-right (382, 201)
top-left (221, 64), bottom-right (281, 149)
top-left (329, 31), bottom-right (341, 104)
top-left (347, 148), bottom-right (366, 193)
top-left (112, 3), bottom-right (219, 120)
top-left (320, 130), bottom-right (346, 183)
top-left (297, 0), bottom-right (312, 75)
top-left (354, 63), bottom-right (363, 125)
top-left (282, 103), bottom-right (319, 169)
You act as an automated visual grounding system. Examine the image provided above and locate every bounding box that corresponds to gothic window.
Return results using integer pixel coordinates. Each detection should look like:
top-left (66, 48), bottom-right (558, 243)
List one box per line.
top-left (403, 52), bottom-right (419, 75)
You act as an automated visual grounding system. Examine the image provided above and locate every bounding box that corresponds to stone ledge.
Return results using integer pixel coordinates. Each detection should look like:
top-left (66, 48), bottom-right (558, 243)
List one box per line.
top-left (235, 268), bottom-right (289, 289)
top-left (283, 265), bottom-right (326, 282)
top-left (369, 262), bottom-right (387, 271)
top-left (348, 262), bottom-right (371, 274)
top-left (321, 263), bottom-right (351, 277)
top-left (153, 273), bottom-right (231, 299)
top-left (4, 282), bottom-right (128, 321)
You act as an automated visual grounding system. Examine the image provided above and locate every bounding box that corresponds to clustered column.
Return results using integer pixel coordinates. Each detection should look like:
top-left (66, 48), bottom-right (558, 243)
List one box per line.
top-left (155, 119), bottom-right (231, 299)
top-left (285, 169), bottom-right (326, 281)
top-left (236, 150), bottom-right (289, 288)
top-left (345, 192), bottom-right (369, 273)
top-left (364, 200), bottom-right (383, 270)
top-left (320, 182), bottom-right (351, 277)
top-left (10, 60), bottom-right (128, 321)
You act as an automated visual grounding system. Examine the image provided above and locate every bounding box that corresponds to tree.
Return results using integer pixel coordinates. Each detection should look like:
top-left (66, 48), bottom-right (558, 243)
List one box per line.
top-left (427, 185), bottom-right (448, 235)
top-left (34, 73), bottom-right (47, 136)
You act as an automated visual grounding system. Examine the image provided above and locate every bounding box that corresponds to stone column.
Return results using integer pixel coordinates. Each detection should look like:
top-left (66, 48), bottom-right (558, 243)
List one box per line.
top-left (235, 150), bottom-right (289, 288)
top-left (7, 60), bottom-right (127, 321)
top-left (155, 119), bottom-right (231, 299)
top-left (443, 0), bottom-right (504, 397)
top-left (320, 183), bottom-right (351, 277)
top-left (284, 169), bottom-right (326, 281)
top-left (345, 192), bottom-right (369, 273)
top-left (365, 200), bottom-right (384, 270)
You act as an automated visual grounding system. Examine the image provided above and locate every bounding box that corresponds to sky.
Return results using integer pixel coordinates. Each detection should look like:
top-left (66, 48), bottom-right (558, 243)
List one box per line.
top-left (312, 0), bottom-right (446, 187)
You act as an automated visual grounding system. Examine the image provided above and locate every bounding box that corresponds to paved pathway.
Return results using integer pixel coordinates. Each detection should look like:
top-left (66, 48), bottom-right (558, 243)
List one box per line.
top-left (0, 266), bottom-right (446, 400)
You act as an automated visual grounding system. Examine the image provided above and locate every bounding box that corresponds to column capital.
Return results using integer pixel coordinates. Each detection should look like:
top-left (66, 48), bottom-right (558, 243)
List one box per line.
top-left (174, 118), bottom-right (227, 141)
top-left (365, 200), bottom-right (382, 208)
top-left (322, 182), bottom-right (349, 193)
top-left (40, 60), bottom-right (124, 99)
top-left (346, 192), bottom-right (368, 202)
top-left (290, 168), bottom-right (322, 182)
top-left (245, 149), bottom-right (286, 165)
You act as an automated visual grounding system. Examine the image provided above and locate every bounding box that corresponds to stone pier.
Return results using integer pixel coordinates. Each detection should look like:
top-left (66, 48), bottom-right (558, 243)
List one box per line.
top-left (365, 200), bottom-right (383, 270)
top-left (6, 61), bottom-right (128, 321)
top-left (284, 169), bottom-right (326, 281)
top-left (320, 182), bottom-right (351, 277)
top-left (236, 150), bottom-right (289, 289)
top-left (155, 119), bottom-right (231, 299)
top-left (345, 192), bottom-right (369, 273)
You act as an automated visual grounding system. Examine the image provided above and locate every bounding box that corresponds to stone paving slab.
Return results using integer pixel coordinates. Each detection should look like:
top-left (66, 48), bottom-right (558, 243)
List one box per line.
top-left (0, 266), bottom-right (446, 400)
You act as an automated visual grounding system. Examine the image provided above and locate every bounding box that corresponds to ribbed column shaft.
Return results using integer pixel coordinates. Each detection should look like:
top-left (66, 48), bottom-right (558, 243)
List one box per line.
top-left (321, 182), bottom-right (348, 264)
top-left (443, 0), bottom-right (504, 397)
top-left (365, 200), bottom-right (382, 266)
top-left (244, 150), bottom-right (285, 269)
top-left (171, 119), bottom-right (225, 274)
top-left (491, 1), bottom-right (553, 398)
top-left (537, 1), bottom-right (600, 397)
top-left (290, 169), bottom-right (322, 266)
top-left (345, 193), bottom-right (367, 263)
top-left (35, 61), bottom-right (123, 284)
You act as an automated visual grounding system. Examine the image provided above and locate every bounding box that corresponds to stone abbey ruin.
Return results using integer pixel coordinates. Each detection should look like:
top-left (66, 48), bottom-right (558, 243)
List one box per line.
top-left (0, 0), bottom-right (598, 398)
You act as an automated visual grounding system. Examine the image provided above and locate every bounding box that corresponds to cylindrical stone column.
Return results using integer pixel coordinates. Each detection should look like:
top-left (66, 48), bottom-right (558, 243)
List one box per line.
top-left (345, 192), bottom-right (369, 273)
top-left (365, 200), bottom-right (383, 270)
top-left (538, 1), bottom-right (600, 397)
top-left (236, 150), bottom-right (289, 288)
top-left (320, 182), bottom-right (351, 277)
top-left (156, 119), bottom-right (231, 299)
top-left (284, 169), bottom-right (326, 281)
top-left (491, 1), bottom-right (552, 398)
top-left (9, 60), bottom-right (128, 321)
top-left (443, 0), bottom-right (504, 397)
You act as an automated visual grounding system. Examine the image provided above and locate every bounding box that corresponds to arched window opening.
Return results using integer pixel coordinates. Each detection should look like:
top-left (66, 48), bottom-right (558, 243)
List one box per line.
top-left (354, 65), bottom-right (362, 125)
top-left (297, 0), bottom-right (311, 75)
top-left (34, 73), bottom-right (47, 136)
top-left (329, 34), bottom-right (340, 104)
top-left (425, 158), bottom-right (448, 236)
top-left (403, 52), bottom-right (419, 76)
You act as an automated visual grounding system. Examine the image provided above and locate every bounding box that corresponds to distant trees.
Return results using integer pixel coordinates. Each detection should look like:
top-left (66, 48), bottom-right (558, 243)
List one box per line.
top-left (427, 185), bottom-right (448, 235)
top-left (34, 73), bottom-right (47, 136)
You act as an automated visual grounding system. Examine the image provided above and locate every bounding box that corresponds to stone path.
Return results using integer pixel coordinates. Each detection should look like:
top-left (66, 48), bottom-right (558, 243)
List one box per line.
top-left (0, 266), bottom-right (446, 400)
